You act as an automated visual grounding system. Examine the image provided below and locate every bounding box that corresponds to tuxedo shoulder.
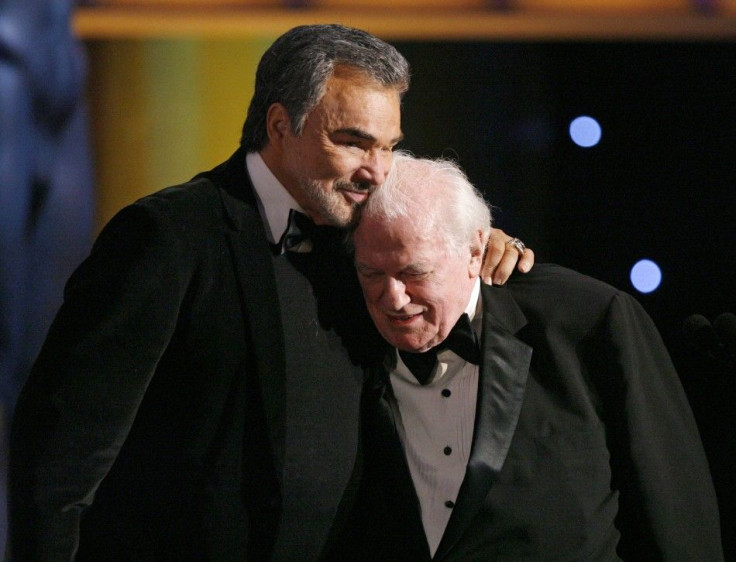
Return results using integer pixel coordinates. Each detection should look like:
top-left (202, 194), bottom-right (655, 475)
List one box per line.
top-left (132, 175), bottom-right (226, 219)
top-left (502, 263), bottom-right (630, 334)
top-left (111, 162), bottom-right (253, 236)
top-left (508, 263), bottom-right (617, 293)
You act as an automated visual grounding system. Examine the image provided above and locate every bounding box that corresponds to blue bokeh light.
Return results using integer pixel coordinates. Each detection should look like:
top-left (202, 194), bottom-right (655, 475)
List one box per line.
top-left (630, 259), bottom-right (662, 294)
top-left (569, 116), bottom-right (602, 147)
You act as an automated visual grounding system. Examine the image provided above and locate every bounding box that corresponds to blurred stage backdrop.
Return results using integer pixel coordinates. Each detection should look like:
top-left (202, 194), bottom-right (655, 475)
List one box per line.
top-left (2, 0), bottom-right (735, 559)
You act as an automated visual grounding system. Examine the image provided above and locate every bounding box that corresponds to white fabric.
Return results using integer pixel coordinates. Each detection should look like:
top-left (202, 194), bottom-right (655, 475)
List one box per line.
top-left (246, 151), bottom-right (304, 244)
top-left (389, 279), bottom-right (482, 555)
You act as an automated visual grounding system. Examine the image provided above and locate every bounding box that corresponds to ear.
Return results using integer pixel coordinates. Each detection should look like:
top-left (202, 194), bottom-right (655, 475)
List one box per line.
top-left (468, 228), bottom-right (487, 278)
top-left (265, 103), bottom-right (292, 150)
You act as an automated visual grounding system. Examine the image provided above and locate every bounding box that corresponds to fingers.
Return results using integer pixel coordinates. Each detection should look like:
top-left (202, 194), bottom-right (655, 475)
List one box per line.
top-left (481, 229), bottom-right (535, 285)
top-left (493, 247), bottom-right (535, 285)
top-left (518, 247), bottom-right (534, 274)
top-left (480, 229), bottom-right (507, 285)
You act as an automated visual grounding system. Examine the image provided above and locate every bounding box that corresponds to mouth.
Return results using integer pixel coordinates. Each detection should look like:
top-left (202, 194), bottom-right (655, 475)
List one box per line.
top-left (386, 312), bottom-right (422, 326)
top-left (339, 188), bottom-right (370, 204)
top-left (336, 180), bottom-right (373, 205)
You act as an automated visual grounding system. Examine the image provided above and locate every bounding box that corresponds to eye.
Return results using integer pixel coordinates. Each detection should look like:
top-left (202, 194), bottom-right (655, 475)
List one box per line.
top-left (357, 267), bottom-right (382, 280)
top-left (403, 270), bottom-right (430, 281)
top-left (334, 136), bottom-right (368, 150)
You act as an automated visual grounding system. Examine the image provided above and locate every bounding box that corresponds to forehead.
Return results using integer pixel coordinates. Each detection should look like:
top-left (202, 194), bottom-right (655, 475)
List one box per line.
top-left (311, 71), bottom-right (402, 133)
top-left (355, 217), bottom-right (443, 265)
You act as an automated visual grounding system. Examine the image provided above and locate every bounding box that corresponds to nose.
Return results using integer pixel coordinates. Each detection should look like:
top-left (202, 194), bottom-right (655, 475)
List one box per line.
top-left (381, 277), bottom-right (410, 311)
top-left (358, 149), bottom-right (392, 186)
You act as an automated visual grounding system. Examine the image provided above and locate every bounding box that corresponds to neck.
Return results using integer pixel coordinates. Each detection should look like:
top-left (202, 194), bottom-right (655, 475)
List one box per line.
top-left (258, 146), bottom-right (314, 217)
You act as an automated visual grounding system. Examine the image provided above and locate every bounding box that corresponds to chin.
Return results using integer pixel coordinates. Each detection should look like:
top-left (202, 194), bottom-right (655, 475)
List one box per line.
top-left (382, 335), bottom-right (410, 352)
top-left (391, 337), bottom-right (430, 354)
top-left (322, 204), bottom-right (358, 228)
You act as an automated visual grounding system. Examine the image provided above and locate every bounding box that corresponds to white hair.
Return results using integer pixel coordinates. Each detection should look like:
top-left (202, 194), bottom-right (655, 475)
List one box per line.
top-left (355, 151), bottom-right (492, 257)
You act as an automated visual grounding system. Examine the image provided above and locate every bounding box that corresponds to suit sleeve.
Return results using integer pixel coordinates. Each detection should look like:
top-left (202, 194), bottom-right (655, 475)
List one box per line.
top-left (8, 200), bottom-right (194, 561)
top-left (596, 292), bottom-right (723, 561)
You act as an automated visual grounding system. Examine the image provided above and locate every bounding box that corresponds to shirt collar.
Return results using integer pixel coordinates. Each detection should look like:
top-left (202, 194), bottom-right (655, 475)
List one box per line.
top-left (246, 151), bottom-right (305, 244)
top-left (465, 277), bottom-right (482, 327)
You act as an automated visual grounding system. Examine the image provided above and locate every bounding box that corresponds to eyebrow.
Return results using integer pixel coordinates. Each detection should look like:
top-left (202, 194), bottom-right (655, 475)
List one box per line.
top-left (355, 261), bottom-right (377, 272)
top-left (334, 127), bottom-right (404, 146)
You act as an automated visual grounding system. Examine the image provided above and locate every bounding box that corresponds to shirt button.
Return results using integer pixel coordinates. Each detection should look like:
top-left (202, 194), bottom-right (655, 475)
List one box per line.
top-left (445, 500), bottom-right (455, 508)
top-left (441, 388), bottom-right (451, 397)
top-left (443, 446), bottom-right (452, 455)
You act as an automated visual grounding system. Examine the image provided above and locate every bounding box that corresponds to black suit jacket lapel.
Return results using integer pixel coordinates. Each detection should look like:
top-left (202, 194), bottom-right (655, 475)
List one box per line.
top-left (434, 283), bottom-right (532, 561)
top-left (212, 149), bottom-right (287, 478)
top-left (362, 357), bottom-right (433, 560)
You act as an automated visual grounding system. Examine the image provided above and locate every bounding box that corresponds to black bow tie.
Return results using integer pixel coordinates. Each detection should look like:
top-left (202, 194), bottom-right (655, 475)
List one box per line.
top-left (272, 210), bottom-right (324, 255)
top-left (399, 313), bottom-right (480, 385)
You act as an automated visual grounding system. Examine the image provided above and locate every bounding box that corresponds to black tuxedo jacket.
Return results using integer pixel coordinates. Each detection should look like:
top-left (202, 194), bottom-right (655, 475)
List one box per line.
top-left (337, 265), bottom-right (723, 562)
top-left (9, 149), bottom-right (377, 561)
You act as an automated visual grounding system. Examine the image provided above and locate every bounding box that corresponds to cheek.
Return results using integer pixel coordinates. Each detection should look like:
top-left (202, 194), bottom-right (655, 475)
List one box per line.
top-left (359, 280), bottom-right (377, 301)
top-left (365, 297), bottom-right (381, 319)
top-left (414, 288), bottom-right (440, 315)
top-left (322, 150), bottom-right (362, 178)
top-left (361, 286), bottom-right (386, 317)
top-left (418, 294), bottom-right (451, 332)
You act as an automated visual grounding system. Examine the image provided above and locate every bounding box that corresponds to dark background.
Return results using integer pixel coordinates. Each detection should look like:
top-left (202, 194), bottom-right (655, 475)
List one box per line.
top-left (396, 40), bottom-right (736, 557)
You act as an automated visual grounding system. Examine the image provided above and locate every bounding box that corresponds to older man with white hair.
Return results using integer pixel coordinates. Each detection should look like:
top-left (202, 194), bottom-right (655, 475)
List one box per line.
top-left (337, 152), bottom-right (723, 561)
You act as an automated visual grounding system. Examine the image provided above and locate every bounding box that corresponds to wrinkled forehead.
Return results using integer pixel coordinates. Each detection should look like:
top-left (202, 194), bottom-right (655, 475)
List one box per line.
top-left (353, 214), bottom-right (445, 259)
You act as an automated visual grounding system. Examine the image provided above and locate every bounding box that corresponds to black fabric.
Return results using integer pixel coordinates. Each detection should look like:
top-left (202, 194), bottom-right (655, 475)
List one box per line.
top-left (333, 266), bottom-right (724, 562)
top-left (272, 209), bottom-right (336, 255)
top-left (7, 149), bottom-right (382, 561)
top-left (269, 251), bottom-right (363, 561)
top-left (399, 313), bottom-right (480, 384)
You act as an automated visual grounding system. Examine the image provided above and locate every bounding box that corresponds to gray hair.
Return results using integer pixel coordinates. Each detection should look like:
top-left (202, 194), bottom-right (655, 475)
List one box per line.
top-left (240, 24), bottom-right (410, 152)
top-left (354, 151), bottom-right (492, 257)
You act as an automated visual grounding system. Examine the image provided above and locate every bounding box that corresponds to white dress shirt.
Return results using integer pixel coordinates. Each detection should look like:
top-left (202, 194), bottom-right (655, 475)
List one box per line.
top-left (246, 151), bottom-right (304, 244)
top-left (388, 279), bottom-right (482, 556)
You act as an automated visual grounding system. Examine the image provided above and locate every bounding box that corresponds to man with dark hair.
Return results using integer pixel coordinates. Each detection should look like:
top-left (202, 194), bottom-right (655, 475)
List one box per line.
top-left (9, 25), bottom-right (533, 561)
top-left (341, 152), bottom-right (723, 561)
